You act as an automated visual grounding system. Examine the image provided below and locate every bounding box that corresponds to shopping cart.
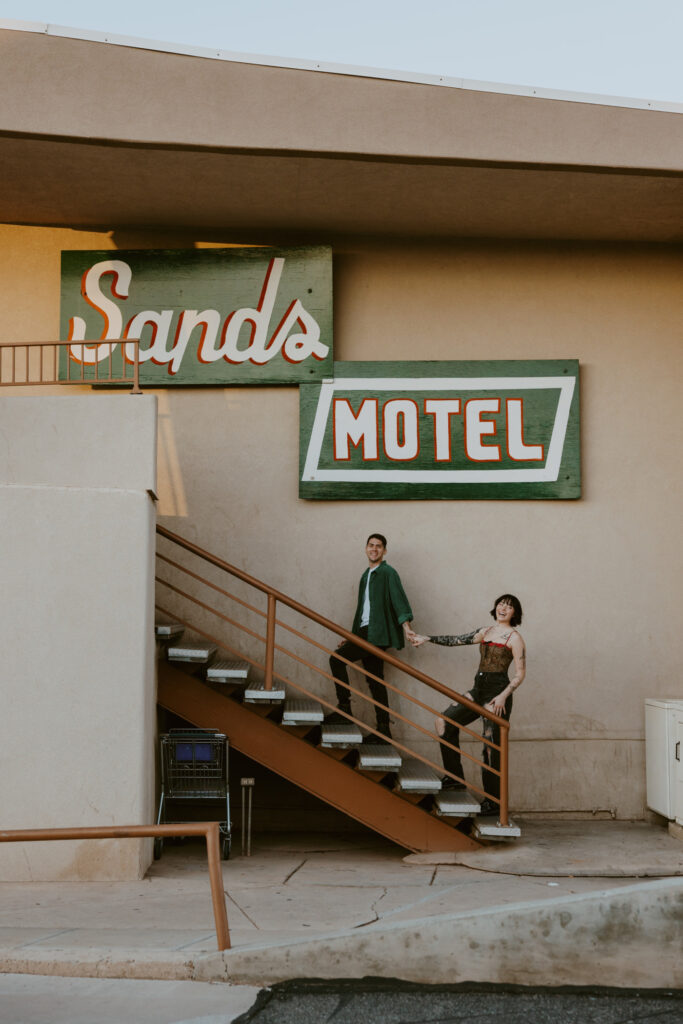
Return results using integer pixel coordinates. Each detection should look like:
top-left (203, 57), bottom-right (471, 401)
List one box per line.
top-left (155, 729), bottom-right (231, 859)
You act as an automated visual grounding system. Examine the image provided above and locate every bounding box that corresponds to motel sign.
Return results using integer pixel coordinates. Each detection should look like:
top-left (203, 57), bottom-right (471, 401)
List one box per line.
top-left (300, 361), bottom-right (580, 500)
top-left (60, 246), bottom-right (333, 385)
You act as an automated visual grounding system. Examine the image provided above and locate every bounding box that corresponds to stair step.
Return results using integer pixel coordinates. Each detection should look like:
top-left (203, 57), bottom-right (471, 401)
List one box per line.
top-left (244, 682), bottom-right (286, 704)
top-left (473, 815), bottom-right (521, 840)
top-left (206, 659), bottom-right (249, 682)
top-left (167, 641), bottom-right (217, 663)
top-left (321, 722), bottom-right (364, 747)
top-left (434, 790), bottom-right (482, 817)
top-left (397, 759), bottom-right (442, 793)
top-left (155, 622), bottom-right (184, 640)
top-left (282, 699), bottom-right (324, 725)
top-left (358, 744), bottom-right (402, 770)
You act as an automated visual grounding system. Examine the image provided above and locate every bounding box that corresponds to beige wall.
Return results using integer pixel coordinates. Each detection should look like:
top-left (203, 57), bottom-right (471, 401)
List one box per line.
top-left (0, 392), bottom-right (157, 879)
top-left (2, 224), bottom-right (682, 821)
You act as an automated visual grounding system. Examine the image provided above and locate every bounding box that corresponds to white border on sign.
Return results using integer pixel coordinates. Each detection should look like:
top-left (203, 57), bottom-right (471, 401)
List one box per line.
top-left (302, 376), bottom-right (575, 483)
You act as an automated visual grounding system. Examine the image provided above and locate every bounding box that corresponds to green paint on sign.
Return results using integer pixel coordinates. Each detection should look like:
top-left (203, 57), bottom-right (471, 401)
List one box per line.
top-left (299, 361), bottom-right (580, 500)
top-left (59, 247), bottom-right (333, 385)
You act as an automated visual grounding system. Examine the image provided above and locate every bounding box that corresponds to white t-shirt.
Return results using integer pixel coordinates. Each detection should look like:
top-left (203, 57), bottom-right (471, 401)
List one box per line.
top-left (360, 566), bottom-right (378, 627)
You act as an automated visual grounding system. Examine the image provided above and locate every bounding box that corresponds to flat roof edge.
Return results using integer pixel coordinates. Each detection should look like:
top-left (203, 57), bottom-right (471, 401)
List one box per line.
top-left (2, 18), bottom-right (682, 114)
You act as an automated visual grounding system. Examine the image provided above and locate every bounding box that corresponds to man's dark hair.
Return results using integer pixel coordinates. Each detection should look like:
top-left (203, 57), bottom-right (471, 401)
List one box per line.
top-left (490, 593), bottom-right (523, 627)
top-left (367, 533), bottom-right (387, 548)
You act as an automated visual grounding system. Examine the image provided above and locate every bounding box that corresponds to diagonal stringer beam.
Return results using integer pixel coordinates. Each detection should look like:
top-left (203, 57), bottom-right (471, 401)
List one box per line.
top-left (157, 662), bottom-right (480, 854)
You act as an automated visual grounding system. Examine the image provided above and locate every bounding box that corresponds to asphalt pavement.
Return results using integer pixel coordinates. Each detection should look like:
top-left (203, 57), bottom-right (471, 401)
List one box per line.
top-left (234, 980), bottom-right (683, 1024)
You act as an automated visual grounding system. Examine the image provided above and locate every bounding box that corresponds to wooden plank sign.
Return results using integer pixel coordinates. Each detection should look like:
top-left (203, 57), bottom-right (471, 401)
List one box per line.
top-left (59, 247), bottom-right (333, 385)
top-left (300, 361), bottom-right (580, 500)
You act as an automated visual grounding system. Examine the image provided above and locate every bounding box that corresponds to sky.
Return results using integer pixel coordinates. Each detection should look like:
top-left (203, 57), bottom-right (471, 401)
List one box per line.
top-left (2, 0), bottom-right (683, 103)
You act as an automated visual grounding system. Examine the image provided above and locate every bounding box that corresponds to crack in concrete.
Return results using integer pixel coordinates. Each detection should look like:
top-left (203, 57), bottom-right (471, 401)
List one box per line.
top-left (22, 847), bottom-right (34, 882)
top-left (353, 887), bottom-right (388, 929)
top-left (360, 882), bottom-right (468, 927)
top-left (174, 930), bottom-right (217, 951)
top-left (226, 891), bottom-right (260, 930)
top-left (282, 858), bottom-right (307, 885)
top-left (17, 927), bottom-right (76, 948)
top-left (371, 887), bottom-right (388, 919)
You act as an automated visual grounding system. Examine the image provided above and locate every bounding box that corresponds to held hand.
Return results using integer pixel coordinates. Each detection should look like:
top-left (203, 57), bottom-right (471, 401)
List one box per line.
top-left (485, 694), bottom-right (507, 715)
top-left (410, 633), bottom-right (430, 648)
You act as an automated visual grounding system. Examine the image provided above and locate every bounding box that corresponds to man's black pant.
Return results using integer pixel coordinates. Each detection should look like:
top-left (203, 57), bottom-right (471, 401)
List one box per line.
top-left (440, 671), bottom-right (512, 801)
top-left (329, 627), bottom-right (391, 738)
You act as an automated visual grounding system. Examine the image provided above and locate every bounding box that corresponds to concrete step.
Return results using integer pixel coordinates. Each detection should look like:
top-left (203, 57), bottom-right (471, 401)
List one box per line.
top-left (358, 744), bottom-right (402, 770)
top-left (282, 699), bottom-right (324, 725)
top-left (243, 682), bottom-right (286, 704)
top-left (321, 722), bottom-right (364, 747)
top-left (167, 640), bottom-right (216, 663)
top-left (435, 790), bottom-right (482, 817)
top-left (155, 622), bottom-right (184, 641)
top-left (206, 659), bottom-right (249, 683)
top-left (397, 759), bottom-right (442, 793)
top-left (473, 815), bottom-right (522, 840)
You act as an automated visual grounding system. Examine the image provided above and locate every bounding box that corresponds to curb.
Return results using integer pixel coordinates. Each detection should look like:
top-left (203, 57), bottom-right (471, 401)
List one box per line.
top-left (3, 879), bottom-right (682, 989)
top-left (195, 878), bottom-right (683, 988)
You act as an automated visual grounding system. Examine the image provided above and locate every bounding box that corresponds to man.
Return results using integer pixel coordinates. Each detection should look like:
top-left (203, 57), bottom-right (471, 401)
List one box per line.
top-left (329, 533), bottom-right (414, 741)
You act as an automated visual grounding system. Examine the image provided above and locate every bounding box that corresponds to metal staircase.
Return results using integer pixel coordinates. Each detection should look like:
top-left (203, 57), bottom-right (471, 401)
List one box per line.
top-left (155, 609), bottom-right (520, 851)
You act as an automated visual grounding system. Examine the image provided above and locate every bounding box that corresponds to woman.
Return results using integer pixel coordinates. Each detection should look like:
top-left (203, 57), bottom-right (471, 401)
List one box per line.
top-left (409, 594), bottom-right (526, 817)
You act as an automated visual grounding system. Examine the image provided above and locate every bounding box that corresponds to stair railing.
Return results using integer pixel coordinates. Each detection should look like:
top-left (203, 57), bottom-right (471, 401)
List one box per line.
top-left (0, 822), bottom-right (229, 950)
top-left (156, 525), bottom-right (511, 826)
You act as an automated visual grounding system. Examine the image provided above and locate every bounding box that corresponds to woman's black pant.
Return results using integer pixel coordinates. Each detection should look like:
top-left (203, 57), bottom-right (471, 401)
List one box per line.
top-left (440, 671), bottom-right (512, 800)
top-left (329, 627), bottom-right (391, 737)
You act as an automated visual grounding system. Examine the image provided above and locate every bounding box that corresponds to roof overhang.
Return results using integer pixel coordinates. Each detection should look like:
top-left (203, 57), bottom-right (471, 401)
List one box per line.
top-left (1, 25), bottom-right (681, 241)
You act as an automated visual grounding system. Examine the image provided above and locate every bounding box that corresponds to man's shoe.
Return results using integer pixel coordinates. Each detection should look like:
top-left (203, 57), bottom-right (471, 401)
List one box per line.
top-left (440, 775), bottom-right (466, 791)
top-left (478, 799), bottom-right (499, 817)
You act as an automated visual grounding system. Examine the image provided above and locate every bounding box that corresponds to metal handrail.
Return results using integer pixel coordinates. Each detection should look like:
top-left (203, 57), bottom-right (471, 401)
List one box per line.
top-left (0, 822), bottom-right (230, 950)
top-left (156, 547), bottom-right (501, 759)
top-left (0, 339), bottom-right (142, 393)
top-left (156, 524), bottom-right (510, 825)
top-left (156, 600), bottom-right (499, 801)
top-left (155, 578), bottom-right (499, 765)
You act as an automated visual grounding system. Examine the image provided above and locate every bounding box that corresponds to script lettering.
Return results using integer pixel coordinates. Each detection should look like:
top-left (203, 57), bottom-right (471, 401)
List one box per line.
top-left (67, 257), bottom-right (327, 372)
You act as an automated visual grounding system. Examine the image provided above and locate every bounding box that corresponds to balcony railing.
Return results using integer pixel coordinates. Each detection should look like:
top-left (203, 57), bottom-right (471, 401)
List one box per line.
top-left (0, 339), bottom-right (141, 392)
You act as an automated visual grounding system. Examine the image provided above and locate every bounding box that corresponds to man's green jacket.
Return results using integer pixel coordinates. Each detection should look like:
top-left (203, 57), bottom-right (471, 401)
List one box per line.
top-left (352, 561), bottom-right (413, 650)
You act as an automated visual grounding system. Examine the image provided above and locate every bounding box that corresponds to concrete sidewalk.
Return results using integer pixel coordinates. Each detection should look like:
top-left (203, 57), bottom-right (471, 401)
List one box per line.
top-left (0, 822), bottom-right (681, 988)
top-left (0, 974), bottom-right (259, 1024)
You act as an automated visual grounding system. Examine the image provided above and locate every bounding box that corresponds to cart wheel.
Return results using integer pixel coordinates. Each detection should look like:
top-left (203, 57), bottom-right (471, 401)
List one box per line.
top-left (153, 837), bottom-right (164, 860)
top-left (221, 836), bottom-right (231, 860)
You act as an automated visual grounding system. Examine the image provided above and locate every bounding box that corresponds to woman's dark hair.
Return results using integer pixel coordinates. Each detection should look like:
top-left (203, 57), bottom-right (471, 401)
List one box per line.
top-left (367, 533), bottom-right (387, 548)
top-left (490, 594), bottom-right (523, 627)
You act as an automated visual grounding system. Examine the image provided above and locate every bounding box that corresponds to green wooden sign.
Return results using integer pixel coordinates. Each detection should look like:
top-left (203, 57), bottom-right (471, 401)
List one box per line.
top-left (59, 247), bottom-right (333, 385)
top-left (300, 361), bottom-right (580, 500)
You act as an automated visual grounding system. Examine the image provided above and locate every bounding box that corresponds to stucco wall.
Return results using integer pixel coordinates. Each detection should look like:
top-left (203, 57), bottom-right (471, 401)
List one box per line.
top-left (0, 392), bottom-right (158, 879)
top-left (1, 224), bottom-right (682, 821)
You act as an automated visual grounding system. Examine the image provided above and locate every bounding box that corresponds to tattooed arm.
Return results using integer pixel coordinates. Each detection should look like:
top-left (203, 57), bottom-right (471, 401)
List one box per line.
top-left (506, 632), bottom-right (526, 692)
top-left (410, 628), bottom-right (485, 648)
top-left (486, 632), bottom-right (526, 714)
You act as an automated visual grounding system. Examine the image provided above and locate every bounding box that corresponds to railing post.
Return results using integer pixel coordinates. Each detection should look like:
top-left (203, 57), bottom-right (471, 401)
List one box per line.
top-left (204, 822), bottom-right (231, 951)
top-left (498, 725), bottom-right (509, 826)
top-left (264, 594), bottom-right (276, 691)
top-left (130, 339), bottom-right (142, 394)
